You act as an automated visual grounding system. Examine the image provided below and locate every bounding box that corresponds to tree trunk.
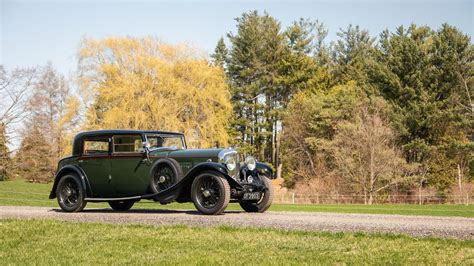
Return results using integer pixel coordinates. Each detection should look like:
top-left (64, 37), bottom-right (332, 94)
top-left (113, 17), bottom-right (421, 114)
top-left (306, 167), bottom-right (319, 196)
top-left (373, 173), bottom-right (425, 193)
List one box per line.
top-left (418, 181), bottom-right (422, 205)
top-left (363, 189), bottom-right (367, 205)
top-left (276, 126), bottom-right (282, 179)
top-left (272, 120), bottom-right (276, 166)
top-left (368, 192), bottom-right (373, 205)
top-left (457, 163), bottom-right (464, 204)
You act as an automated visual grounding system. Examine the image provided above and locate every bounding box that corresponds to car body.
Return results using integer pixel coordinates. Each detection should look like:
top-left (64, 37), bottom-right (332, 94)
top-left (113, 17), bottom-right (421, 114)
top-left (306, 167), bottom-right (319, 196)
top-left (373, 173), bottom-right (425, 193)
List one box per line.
top-left (50, 129), bottom-right (275, 215)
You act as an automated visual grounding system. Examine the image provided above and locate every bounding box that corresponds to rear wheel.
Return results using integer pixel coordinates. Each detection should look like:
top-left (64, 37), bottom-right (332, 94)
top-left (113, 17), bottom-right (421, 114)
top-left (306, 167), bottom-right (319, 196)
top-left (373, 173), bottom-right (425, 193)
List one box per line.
top-left (191, 171), bottom-right (230, 215)
top-left (56, 174), bottom-right (87, 212)
top-left (108, 200), bottom-right (135, 211)
top-left (239, 175), bottom-right (273, 213)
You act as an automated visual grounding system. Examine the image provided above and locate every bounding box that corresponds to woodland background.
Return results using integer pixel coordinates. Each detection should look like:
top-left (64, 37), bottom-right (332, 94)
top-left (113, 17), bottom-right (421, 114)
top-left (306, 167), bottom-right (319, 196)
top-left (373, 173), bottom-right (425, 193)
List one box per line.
top-left (0, 11), bottom-right (472, 204)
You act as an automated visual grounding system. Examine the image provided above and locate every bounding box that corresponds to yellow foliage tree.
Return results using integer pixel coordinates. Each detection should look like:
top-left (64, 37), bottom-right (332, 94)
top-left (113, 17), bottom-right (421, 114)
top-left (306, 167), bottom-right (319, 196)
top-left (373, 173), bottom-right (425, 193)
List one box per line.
top-left (78, 37), bottom-right (232, 148)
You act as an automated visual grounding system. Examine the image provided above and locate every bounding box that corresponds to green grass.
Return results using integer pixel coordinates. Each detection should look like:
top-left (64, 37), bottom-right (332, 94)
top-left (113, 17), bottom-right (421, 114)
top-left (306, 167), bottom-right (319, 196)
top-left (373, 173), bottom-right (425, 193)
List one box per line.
top-left (0, 219), bottom-right (473, 265)
top-left (1, 179), bottom-right (474, 217)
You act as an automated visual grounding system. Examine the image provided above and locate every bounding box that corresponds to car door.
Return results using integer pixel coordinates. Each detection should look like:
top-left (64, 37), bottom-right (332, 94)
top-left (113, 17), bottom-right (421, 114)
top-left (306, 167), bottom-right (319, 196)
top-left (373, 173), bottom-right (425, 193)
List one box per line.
top-left (79, 135), bottom-right (114, 197)
top-left (110, 134), bottom-right (150, 196)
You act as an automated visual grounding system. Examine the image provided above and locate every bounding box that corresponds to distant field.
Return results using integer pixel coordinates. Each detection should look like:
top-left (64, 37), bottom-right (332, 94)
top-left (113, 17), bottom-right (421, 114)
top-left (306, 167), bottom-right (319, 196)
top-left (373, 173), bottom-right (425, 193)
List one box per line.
top-left (1, 219), bottom-right (473, 264)
top-left (1, 179), bottom-right (473, 217)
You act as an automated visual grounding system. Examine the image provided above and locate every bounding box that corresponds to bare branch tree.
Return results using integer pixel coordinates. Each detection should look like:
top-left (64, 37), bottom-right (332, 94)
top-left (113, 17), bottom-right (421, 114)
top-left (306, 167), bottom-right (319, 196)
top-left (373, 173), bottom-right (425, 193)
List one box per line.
top-left (332, 99), bottom-right (413, 204)
top-left (0, 65), bottom-right (38, 133)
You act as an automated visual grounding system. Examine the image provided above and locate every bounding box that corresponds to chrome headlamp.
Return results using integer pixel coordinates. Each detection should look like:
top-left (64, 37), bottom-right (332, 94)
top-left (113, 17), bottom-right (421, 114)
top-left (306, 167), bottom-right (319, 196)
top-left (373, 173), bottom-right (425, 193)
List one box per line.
top-left (218, 149), bottom-right (239, 178)
top-left (225, 155), bottom-right (236, 171)
top-left (245, 156), bottom-right (256, 171)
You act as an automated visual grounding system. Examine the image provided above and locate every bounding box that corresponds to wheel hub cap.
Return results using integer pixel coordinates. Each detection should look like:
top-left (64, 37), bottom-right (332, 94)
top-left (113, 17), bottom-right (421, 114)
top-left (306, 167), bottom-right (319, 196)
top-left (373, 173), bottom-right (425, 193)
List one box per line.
top-left (202, 190), bottom-right (211, 198)
top-left (159, 176), bottom-right (166, 183)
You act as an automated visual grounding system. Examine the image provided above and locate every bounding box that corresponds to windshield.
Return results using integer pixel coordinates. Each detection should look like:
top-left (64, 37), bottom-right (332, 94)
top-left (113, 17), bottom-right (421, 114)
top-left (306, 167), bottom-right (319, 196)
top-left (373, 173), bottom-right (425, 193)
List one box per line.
top-left (145, 134), bottom-right (185, 150)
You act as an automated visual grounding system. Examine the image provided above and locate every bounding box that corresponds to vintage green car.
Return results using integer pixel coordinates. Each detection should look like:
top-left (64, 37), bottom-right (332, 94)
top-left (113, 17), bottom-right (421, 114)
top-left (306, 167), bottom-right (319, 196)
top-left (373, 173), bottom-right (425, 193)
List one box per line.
top-left (49, 130), bottom-right (274, 215)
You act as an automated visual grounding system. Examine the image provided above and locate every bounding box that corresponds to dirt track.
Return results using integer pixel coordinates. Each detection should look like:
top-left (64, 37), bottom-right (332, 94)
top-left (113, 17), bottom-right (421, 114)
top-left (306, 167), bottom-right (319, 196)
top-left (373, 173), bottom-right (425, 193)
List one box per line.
top-left (0, 206), bottom-right (473, 240)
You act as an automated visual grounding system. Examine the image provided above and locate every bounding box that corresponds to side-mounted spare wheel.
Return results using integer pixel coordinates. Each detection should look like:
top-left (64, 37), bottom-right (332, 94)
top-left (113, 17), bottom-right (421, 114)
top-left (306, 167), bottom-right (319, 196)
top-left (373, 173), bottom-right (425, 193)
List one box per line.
top-left (56, 174), bottom-right (87, 212)
top-left (108, 200), bottom-right (135, 211)
top-left (239, 175), bottom-right (274, 213)
top-left (191, 170), bottom-right (230, 215)
top-left (150, 159), bottom-right (183, 193)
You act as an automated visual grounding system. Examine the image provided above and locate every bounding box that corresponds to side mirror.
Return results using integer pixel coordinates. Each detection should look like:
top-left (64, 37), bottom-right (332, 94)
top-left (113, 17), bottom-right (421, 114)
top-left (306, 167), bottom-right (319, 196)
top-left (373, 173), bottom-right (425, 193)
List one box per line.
top-left (141, 141), bottom-right (152, 165)
top-left (140, 141), bottom-right (150, 152)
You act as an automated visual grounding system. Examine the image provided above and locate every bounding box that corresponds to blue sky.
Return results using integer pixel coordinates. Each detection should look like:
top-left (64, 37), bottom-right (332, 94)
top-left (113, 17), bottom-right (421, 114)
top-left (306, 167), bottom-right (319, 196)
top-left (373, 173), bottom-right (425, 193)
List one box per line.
top-left (1, 0), bottom-right (473, 76)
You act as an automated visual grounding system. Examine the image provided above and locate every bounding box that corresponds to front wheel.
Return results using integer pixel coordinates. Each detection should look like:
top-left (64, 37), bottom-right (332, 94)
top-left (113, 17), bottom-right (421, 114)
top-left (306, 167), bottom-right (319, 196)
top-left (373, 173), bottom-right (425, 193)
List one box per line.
top-left (239, 175), bottom-right (274, 213)
top-left (191, 171), bottom-right (230, 215)
top-left (56, 174), bottom-right (87, 212)
top-left (108, 200), bottom-right (135, 211)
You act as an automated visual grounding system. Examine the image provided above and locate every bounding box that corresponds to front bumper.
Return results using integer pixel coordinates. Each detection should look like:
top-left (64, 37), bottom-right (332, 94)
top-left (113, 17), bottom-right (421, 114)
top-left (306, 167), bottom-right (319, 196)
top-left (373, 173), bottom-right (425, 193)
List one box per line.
top-left (230, 172), bottom-right (267, 199)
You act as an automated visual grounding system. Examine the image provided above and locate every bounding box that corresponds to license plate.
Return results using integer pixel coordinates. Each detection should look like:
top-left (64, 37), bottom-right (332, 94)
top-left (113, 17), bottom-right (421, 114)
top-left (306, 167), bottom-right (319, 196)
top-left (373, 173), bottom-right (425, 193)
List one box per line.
top-left (242, 192), bottom-right (261, 200)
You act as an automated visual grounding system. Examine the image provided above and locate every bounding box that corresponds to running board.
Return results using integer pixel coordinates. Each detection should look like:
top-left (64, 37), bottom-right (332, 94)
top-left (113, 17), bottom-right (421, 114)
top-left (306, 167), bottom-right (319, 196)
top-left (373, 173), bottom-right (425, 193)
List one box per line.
top-left (85, 196), bottom-right (141, 202)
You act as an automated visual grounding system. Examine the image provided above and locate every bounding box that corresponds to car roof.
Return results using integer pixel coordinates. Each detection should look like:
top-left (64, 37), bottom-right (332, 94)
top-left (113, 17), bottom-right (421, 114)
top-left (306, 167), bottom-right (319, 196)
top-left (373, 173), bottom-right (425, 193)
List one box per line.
top-left (75, 129), bottom-right (184, 139)
top-left (72, 130), bottom-right (185, 156)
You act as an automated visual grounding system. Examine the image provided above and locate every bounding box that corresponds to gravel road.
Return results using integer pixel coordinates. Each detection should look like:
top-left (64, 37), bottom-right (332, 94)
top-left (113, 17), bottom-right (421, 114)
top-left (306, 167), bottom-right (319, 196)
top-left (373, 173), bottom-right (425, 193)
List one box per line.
top-left (1, 206), bottom-right (473, 240)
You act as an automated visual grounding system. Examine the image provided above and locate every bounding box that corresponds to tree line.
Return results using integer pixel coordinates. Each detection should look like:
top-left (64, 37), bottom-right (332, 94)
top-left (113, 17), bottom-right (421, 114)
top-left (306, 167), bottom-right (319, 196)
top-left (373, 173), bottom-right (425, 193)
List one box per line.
top-left (212, 11), bottom-right (472, 203)
top-left (0, 10), bottom-right (472, 204)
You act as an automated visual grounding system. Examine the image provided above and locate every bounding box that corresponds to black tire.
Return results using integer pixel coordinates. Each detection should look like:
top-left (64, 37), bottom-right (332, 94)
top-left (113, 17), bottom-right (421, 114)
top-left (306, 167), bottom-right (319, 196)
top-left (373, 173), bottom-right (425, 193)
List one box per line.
top-left (191, 171), bottom-right (230, 215)
top-left (150, 160), bottom-right (182, 193)
top-left (239, 175), bottom-right (274, 213)
top-left (108, 200), bottom-right (135, 211)
top-left (56, 174), bottom-right (87, 212)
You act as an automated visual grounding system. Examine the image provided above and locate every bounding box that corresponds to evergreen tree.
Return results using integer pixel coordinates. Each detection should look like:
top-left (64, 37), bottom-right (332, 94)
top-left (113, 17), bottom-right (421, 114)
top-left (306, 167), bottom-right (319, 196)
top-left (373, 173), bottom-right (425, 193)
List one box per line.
top-left (332, 25), bottom-right (375, 84)
top-left (226, 11), bottom-right (287, 161)
top-left (366, 24), bottom-right (473, 192)
top-left (211, 37), bottom-right (228, 69)
top-left (16, 126), bottom-right (53, 183)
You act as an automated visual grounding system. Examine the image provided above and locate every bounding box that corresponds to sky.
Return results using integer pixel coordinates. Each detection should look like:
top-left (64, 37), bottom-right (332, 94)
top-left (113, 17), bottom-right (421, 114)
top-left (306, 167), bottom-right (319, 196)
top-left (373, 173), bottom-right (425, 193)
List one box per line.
top-left (1, 0), bottom-right (473, 77)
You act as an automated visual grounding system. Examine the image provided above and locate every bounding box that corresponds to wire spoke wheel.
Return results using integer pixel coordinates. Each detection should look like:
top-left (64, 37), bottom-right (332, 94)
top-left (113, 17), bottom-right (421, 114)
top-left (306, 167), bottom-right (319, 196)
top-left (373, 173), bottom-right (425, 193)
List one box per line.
top-left (153, 165), bottom-right (176, 191)
top-left (196, 176), bottom-right (221, 209)
top-left (60, 181), bottom-right (79, 208)
top-left (191, 171), bottom-right (230, 215)
top-left (56, 174), bottom-right (86, 212)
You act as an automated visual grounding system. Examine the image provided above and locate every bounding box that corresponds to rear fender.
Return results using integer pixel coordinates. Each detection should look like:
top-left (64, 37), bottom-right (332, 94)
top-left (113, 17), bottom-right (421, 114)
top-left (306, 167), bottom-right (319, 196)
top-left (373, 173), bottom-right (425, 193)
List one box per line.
top-left (49, 165), bottom-right (92, 199)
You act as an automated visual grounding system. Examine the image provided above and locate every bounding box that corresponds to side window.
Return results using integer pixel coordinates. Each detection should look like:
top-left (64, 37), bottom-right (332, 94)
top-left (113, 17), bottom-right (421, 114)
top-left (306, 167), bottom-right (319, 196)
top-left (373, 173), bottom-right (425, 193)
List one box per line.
top-left (113, 135), bottom-right (142, 153)
top-left (83, 138), bottom-right (109, 155)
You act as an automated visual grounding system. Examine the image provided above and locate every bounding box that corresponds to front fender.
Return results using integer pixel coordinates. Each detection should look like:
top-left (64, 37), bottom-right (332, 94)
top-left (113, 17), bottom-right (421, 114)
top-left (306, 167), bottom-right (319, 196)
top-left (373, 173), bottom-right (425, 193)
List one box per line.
top-left (256, 162), bottom-right (275, 179)
top-left (141, 162), bottom-right (243, 201)
top-left (183, 162), bottom-right (242, 189)
top-left (49, 165), bottom-right (92, 199)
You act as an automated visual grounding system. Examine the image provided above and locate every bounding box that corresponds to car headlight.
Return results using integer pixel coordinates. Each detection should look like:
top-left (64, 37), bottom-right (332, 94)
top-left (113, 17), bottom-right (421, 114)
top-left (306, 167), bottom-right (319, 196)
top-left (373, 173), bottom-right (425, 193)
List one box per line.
top-left (225, 156), bottom-right (236, 171)
top-left (245, 156), bottom-right (256, 171)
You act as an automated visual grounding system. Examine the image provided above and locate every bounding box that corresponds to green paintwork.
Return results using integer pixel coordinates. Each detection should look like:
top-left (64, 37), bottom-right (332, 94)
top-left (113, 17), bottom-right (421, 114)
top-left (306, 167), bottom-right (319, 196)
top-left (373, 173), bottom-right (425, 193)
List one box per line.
top-left (153, 148), bottom-right (223, 175)
top-left (57, 132), bottom-right (229, 198)
top-left (110, 156), bottom-right (149, 196)
top-left (80, 157), bottom-right (114, 197)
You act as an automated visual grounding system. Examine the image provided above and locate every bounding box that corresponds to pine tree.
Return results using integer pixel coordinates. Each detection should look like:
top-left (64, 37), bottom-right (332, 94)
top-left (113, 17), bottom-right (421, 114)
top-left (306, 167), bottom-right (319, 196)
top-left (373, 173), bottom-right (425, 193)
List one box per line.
top-left (211, 37), bottom-right (228, 69)
top-left (332, 25), bottom-right (375, 84)
top-left (226, 11), bottom-right (287, 162)
top-left (16, 126), bottom-right (53, 183)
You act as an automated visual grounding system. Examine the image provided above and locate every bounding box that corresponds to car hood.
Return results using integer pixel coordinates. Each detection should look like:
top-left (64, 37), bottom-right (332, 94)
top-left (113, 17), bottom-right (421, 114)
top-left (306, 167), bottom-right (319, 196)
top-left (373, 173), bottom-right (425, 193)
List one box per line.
top-left (150, 148), bottom-right (236, 159)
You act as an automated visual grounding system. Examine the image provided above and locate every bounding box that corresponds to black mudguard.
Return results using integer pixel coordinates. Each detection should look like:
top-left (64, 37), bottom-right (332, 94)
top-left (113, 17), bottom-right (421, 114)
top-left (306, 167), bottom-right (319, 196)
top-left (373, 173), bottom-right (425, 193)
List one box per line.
top-left (141, 162), bottom-right (243, 202)
top-left (49, 165), bottom-right (92, 199)
top-left (256, 162), bottom-right (275, 179)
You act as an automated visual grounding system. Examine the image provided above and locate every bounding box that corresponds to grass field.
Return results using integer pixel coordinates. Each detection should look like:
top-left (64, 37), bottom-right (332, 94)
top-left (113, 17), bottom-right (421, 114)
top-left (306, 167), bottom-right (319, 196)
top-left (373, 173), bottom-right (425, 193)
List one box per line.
top-left (1, 219), bottom-right (473, 264)
top-left (1, 179), bottom-right (473, 217)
